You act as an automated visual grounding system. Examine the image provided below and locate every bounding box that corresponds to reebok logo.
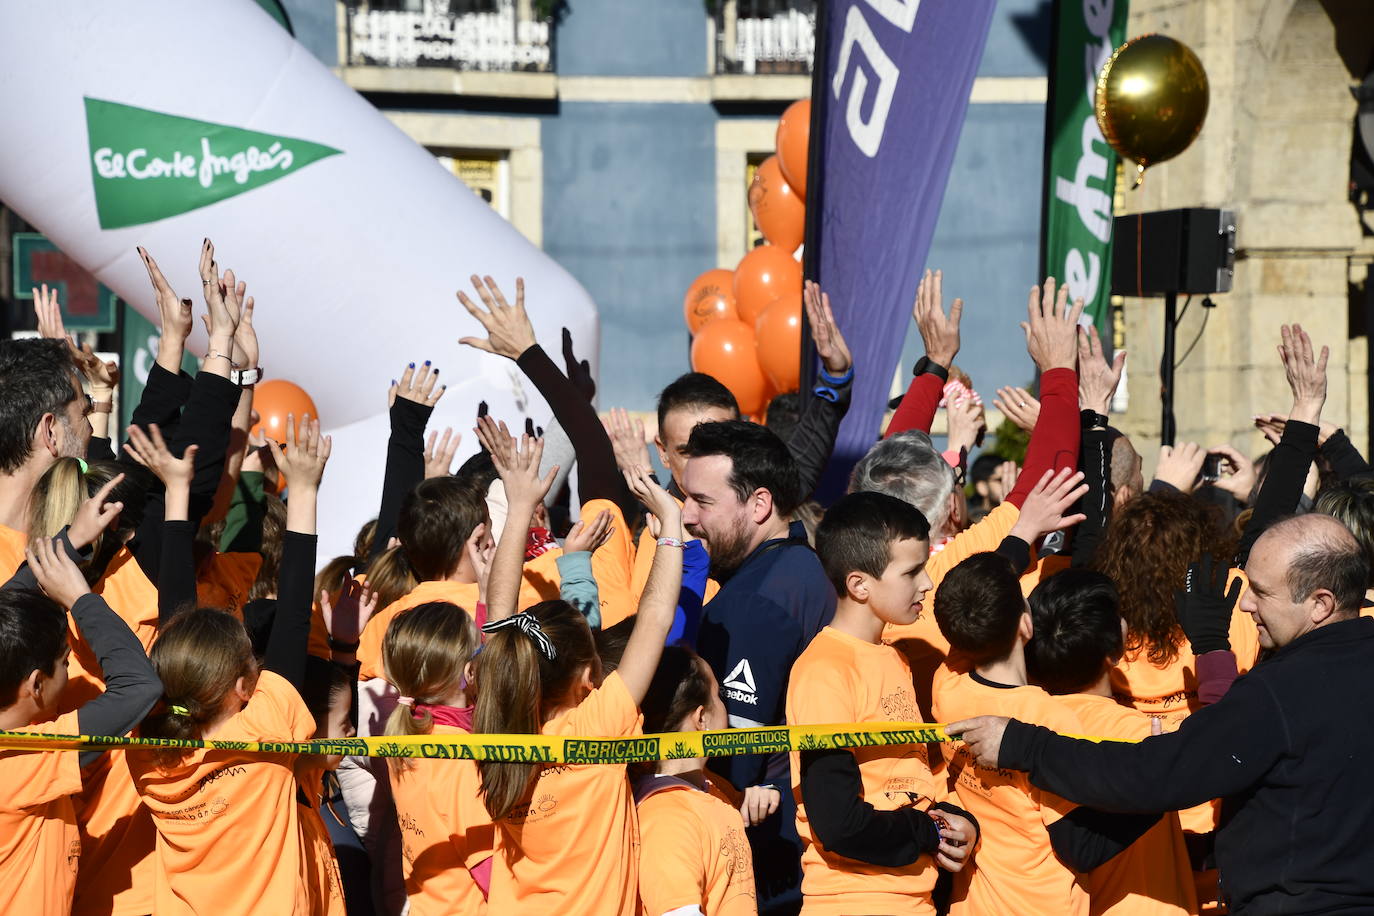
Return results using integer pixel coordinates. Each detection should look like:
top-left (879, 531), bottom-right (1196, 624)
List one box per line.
top-left (84, 98), bottom-right (342, 229)
top-left (722, 659), bottom-right (758, 705)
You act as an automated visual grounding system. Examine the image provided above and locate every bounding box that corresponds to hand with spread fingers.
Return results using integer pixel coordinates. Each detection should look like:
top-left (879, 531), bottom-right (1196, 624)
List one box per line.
top-left (388, 360), bottom-right (446, 409)
top-left (912, 268), bottom-right (962, 369)
top-left (1022, 277), bottom-right (1084, 372)
top-left (457, 275), bottom-right (537, 361)
top-left (424, 428), bottom-right (461, 479)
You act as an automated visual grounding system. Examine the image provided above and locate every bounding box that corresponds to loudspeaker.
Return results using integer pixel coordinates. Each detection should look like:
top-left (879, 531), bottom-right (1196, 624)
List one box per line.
top-left (1111, 208), bottom-right (1236, 296)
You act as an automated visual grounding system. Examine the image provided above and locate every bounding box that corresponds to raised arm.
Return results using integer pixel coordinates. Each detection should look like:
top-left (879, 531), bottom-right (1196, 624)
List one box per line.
top-left (369, 363), bottom-right (446, 565)
top-left (1237, 324), bottom-right (1328, 566)
top-left (614, 467), bottom-right (682, 703)
top-left (1004, 278), bottom-right (1083, 508)
top-left (558, 509), bottom-right (613, 627)
top-left (783, 281), bottom-right (854, 499)
top-left (122, 424), bottom-right (199, 624)
top-left (28, 537), bottom-right (160, 767)
top-left (203, 292), bottom-right (261, 526)
top-left (458, 275), bottom-right (638, 520)
top-left (261, 414), bottom-right (331, 689)
top-left (474, 417), bottom-right (557, 624)
top-left (886, 269), bottom-right (962, 437)
top-left (1070, 324), bottom-right (1126, 566)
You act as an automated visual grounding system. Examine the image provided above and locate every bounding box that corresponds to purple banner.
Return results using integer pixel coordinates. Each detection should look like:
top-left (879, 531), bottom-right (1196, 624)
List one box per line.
top-left (810, 0), bottom-right (995, 498)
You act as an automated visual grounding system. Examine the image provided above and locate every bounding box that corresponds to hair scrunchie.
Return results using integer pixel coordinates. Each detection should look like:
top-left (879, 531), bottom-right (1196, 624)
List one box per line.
top-left (481, 612), bottom-right (557, 661)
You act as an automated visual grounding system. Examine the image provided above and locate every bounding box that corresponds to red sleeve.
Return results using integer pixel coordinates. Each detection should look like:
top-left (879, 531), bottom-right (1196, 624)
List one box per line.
top-left (884, 372), bottom-right (946, 437)
top-left (1006, 368), bottom-right (1079, 508)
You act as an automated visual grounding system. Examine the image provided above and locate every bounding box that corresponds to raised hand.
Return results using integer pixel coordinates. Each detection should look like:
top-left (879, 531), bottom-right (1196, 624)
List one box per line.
top-left (1154, 441), bottom-right (1207, 492)
top-left (1022, 277), bottom-right (1084, 372)
top-left (1278, 323), bottom-right (1328, 425)
top-left (1206, 445), bottom-right (1257, 502)
top-left (456, 275), bottom-right (537, 360)
top-left (424, 428), bottom-right (461, 479)
top-left (387, 360), bottom-right (445, 409)
top-left (33, 284), bottom-right (73, 346)
top-left (68, 474), bottom-right (126, 550)
top-left (33, 285), bottom-right (119, 392)
top-left (320, 579), bottom-right (380, 648)
top-left (124, 423), bottom-right (197, 521)
top-left (474, 415), bottom-right (556, 509)
top-left (137, 246), bottom-right (195, 373)
top-left (265, 413), bottom-right (331, 492)
top-left (231, 283), bottom-right (258, 370)
top-left (945, 397), bottom-right (985, 460)
top-left (912, 269), bottom-right (962, 368)
top-left (562, 327), bottom-right (596, 401)
top-left (1077, 324), bottom-right (1126, 415)
top-left (1007, 468), bottom-right (1088, 545)
top-left (804, 280), bottom-right (853, 376)
top-left (993, 386), bottom-right (1040, 433)
top-left (564, 509), bottom-right (615, 555)
top-left (27, 534), bottom-right (92, 609)
top-left (605, 407), bottom-right (652, 474)
top-left (623, 464), bottom-right (682, 538)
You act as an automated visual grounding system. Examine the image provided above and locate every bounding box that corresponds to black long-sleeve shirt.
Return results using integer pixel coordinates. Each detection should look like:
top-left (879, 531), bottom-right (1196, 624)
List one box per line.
top-left (786, 374), bottom-right (852, 502)
top-left (1236, 420), bottom-right (1318, 567)
top-left (369, 397), bottom-right (432, 565)
top-left (1071, 423), bottom-right (1113, 568)
top-left (1321, 429), bottom-right (1370, 480)
top-left (70, 592), bottom-right (162, 766)
top-left (1000, 616), bottom-right (1374, 915)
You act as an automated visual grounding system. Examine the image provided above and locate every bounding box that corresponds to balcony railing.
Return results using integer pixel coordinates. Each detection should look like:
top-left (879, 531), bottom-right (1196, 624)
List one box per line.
top-left (715, 0), bottom-right (815, 75)
top-left (343, 0), bottom-right (554, 72)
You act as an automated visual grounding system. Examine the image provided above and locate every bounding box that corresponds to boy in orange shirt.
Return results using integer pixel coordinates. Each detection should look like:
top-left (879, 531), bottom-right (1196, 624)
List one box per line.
top-left (932, 552), bottom-right (1162, 916)
top-left (788, 491), bottom-right (977, 915)
top-left (1026, 569), bottom-right (1197, 916)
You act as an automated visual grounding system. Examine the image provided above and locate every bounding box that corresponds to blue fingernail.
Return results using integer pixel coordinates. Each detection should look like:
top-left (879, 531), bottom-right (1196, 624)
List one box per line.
top-left (408, 362), bottom-right (415, 369)
top-left (424, 360), bottom-right (431, 366)
top-left (391, 379), bottom-right (396, 386)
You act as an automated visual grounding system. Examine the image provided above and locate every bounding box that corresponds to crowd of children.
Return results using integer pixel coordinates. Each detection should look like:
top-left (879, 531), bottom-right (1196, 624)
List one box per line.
top-left (0, 243), bottom-right (1369, 916)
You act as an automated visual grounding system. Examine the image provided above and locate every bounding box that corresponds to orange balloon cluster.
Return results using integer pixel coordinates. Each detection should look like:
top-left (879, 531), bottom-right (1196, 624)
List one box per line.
top-left (682, 99), bottom-right (810, 416)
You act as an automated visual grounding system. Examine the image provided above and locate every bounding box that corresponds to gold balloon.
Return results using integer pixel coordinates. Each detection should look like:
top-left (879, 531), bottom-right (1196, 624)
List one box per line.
top-left (1096, 34), bottom-right (1209, 186)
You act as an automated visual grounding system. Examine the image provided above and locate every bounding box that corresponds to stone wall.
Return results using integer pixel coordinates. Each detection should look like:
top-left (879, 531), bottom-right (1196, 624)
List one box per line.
top-left (1118, 0), bottom-right (1373, 471)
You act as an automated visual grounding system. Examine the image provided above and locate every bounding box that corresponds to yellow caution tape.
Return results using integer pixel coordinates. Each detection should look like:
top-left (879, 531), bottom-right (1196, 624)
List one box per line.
top-left (0, 722), bottom-right (956, 764)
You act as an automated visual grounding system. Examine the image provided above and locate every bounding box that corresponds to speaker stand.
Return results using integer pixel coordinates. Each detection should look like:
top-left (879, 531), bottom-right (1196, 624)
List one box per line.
top-left (1160, 291), bottom-right (1177, 447)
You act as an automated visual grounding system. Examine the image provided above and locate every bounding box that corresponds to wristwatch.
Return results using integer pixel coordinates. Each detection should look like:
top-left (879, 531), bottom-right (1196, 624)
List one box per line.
top-left (1080, 408), bottom-right (1110, 430)
top-left (231, 366), bottom-right (263, 387)
top-left (912, 356), bottom-right (949, 383)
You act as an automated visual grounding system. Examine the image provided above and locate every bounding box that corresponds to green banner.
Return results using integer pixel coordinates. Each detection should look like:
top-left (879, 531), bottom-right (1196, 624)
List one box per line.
top-left (84, 97), bottom-right (342, 230)
top-left (119, 303), bottom-right (199, 434)
top-left (1041, 0), bottom-right (1129, 332)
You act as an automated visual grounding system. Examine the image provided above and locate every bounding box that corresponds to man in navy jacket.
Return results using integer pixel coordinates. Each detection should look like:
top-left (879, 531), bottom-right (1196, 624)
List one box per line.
top-left (683, 419), bottom-right (836, 916)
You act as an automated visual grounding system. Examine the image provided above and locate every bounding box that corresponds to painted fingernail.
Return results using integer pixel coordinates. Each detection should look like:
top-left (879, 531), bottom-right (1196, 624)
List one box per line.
top-left (391, 379), bottom-right (397, 386)
top-left (432, 368), bottom-right (439, 375)
top-left (424, 360), bottom-right (431, 366)
top-left (440, 384), bottom-right (447, 391)
top-left (408, 362), bottom-right (415, 369)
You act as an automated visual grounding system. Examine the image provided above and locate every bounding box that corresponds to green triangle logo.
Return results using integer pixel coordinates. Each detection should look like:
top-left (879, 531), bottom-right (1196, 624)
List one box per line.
top-left (84, 97), bottom-right (342, 230)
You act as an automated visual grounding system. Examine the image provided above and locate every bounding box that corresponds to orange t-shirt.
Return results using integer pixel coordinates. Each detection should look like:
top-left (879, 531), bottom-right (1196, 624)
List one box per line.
top-left (635, 775), bottom-right (756, 916)
top-left (358, 580), bottom-right (482, 681)
top-left (71, 750), bottom-right (158, 916)
top-left (1055, 693), bottom-right (1196, 916)
top-left (130, 671), bottom-right (318, 916)
top-left (1110, 570), bottom-right (1257, 835)
top-left (59, 548), bottom-right (162, 712)
top-left (389, 723), bottom-right (494, 916)
top-left (487, 670), bottom-right (643, 916)
top-left (195, 551), bottom-right (262, 615)
top-left (296, 763), bottom-right (346, 916)
top-left (932, 667), bottom-right (1088, 916)
top-left (0, 523), bottom-right (27, 579)
top-left (577, 499), bottom-right (638, 629)
top-left (786, 626), bottom-right (942, 915)
top-left (0, 710), bottom-right (83, 916)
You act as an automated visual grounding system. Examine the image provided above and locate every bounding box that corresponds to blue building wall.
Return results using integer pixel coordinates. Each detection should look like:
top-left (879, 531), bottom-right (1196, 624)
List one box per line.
top-left (541, 102), bottom-right (717, 405)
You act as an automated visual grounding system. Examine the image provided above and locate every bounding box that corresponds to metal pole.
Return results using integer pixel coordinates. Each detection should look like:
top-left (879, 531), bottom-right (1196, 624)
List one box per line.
top-left (1161, 290), bottom-right (1177, 446)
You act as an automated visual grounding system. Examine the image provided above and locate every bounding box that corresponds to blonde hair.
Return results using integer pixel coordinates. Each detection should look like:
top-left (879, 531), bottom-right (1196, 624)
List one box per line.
top-left (364, 544), bottom-right (419, 613)
top-left (382, 601), bottom-right (479, 772)
top-left (29, 458), bottom-right (144, 584)
top-left (29, 457), bottom-right (86, 540)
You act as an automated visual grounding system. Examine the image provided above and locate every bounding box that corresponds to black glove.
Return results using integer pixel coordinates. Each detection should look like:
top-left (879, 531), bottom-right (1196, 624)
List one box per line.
top-left (1174, 554), bottom-right (1242, 654)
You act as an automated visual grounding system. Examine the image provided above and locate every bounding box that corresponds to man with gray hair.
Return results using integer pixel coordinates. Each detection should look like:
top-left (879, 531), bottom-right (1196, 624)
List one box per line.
top-left (950, 513), bottom-right (1374, 914)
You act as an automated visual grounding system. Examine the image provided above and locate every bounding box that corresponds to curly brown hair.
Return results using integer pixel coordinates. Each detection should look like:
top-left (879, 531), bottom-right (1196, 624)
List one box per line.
top-left (1093, 490), bottom-right (1236, 666)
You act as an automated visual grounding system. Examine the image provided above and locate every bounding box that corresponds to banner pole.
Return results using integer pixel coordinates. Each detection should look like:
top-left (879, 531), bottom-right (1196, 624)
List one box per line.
top-left (799, 0), bottom-right (829, 394)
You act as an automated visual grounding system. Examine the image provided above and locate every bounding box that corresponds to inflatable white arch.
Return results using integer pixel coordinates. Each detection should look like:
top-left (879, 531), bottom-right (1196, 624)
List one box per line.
top-left (0, 1), bottom-right (598, 559)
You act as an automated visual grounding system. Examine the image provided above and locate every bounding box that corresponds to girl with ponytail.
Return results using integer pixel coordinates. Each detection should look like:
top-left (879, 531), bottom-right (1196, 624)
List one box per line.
top-left (382, 601), bottom-right (489, 915)
top-left (472, 417), bottom-right (681, 916)
top-left (130, 416), bottom-right (344, 916)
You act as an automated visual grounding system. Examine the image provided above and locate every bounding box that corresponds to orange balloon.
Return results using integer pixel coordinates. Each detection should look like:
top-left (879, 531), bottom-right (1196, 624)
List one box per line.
top-left (776, 99), bottom-right (810, 197)
top-left (690, 318), bottom-right (771, 416)
top-left (250, 379), bottom-right (319, 442)
top-left (683, 268), bottom-right (738, 334)
top-left (733, 244), bottom-right (802, 325)
top-left (748, 156), bottom-right (805, 252)
top-left (754, 292), bottom-right (802, 393)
